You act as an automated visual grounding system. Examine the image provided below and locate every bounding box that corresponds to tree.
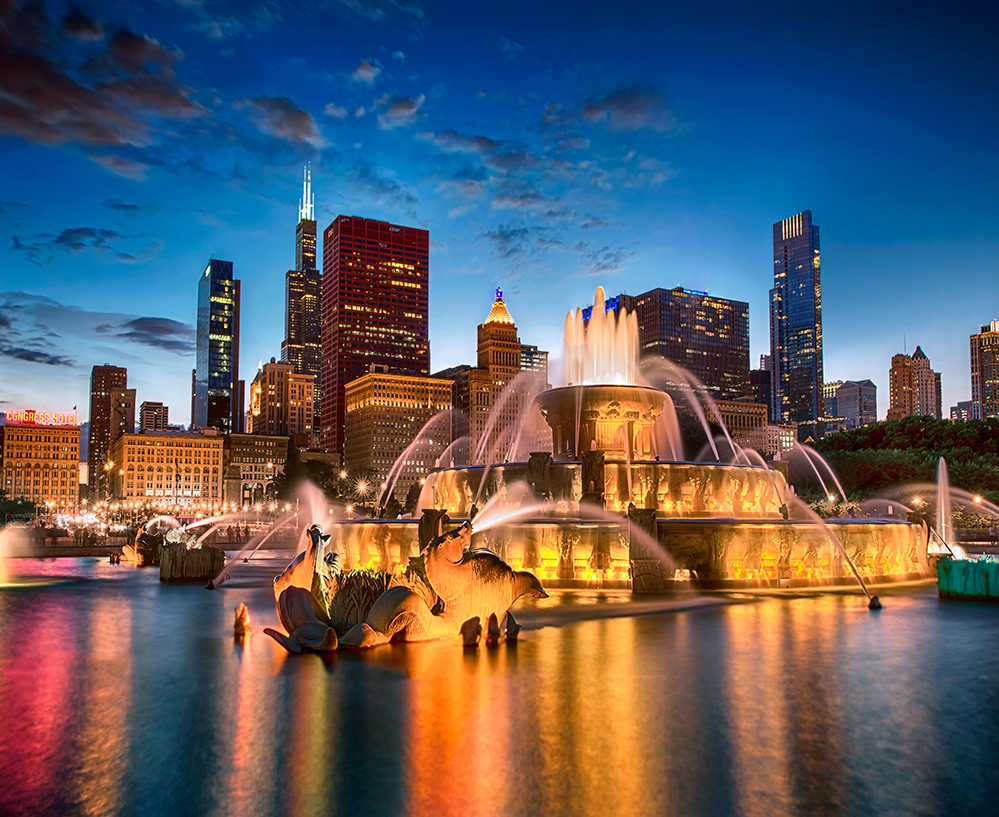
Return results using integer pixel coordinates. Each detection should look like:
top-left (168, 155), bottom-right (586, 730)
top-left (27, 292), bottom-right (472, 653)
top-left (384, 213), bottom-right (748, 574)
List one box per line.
top-left (1, 488), bottom-right (38, 523)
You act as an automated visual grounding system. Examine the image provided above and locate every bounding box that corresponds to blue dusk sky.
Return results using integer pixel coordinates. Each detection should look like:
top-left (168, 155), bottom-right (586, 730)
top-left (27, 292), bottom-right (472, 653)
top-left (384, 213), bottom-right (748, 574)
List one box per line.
top-left (1, 0), bottom-right (996, 425)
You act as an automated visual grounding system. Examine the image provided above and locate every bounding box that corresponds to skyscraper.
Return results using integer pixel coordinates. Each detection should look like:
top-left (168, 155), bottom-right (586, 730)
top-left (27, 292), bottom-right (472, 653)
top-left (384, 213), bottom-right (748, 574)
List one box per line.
top-left (281, 165), bottom-right (322, 435)
top-left (888, 347), bottom-right (941, 420)
top-left (195, 258), bottom-right (242, 434)
top-left (836, 380), bottom-right (877, 428)
top-left (770, 210), bottom-right (823, 427)
top-left (582, 286), bottom-right (751, 398)
top-left (970, 321), bottom-right (999, 419)
top-left (87, 364), bottom-right (127, 498)
top-left (320, 216), bottom-right (430, 459)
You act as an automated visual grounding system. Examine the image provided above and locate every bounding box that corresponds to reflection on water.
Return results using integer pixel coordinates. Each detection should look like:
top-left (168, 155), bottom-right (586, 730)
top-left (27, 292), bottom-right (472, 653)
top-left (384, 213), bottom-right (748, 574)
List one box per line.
top-left (1, 559), bottom-right (997, 817)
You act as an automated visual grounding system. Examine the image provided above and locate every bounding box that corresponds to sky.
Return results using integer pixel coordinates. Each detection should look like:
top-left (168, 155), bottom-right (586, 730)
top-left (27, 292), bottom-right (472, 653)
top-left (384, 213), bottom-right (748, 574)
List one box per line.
top-left (1, 0), bottom-right (997, 426)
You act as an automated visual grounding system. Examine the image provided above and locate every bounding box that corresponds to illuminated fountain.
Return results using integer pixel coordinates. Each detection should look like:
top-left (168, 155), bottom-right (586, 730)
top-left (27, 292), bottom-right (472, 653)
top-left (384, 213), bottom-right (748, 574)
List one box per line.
top-left (283, 288), bottom-right (930, 594)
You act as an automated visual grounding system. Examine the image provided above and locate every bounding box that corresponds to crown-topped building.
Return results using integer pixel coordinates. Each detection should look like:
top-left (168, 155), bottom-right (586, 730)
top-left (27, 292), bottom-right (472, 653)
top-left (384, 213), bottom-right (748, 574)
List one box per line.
top-left (281, 165), bottom-right (322, 437)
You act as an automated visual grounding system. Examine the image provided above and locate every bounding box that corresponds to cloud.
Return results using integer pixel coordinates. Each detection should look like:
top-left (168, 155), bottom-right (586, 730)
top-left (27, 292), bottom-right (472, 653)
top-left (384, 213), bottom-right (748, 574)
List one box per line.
top-left (497, 36), bottom-right (524, 58)
top-left (0, 346), bottom-right (74, 367)
top-left (377, 94), bottom-right (425, 130)
top-left (352, 58), bottom-right (383, 84)
top-left (324, 102), bottom-right (348, 118)
top-left (392, 50), bottom-right (406, 61)
top-left (237, 96), bottom-right (327, 147)
top-left (423, 129), bottom-right (497, 155)
top-left (96, 317), bottom-right (196, 353)
top-left (61, 7), bottom-right (104, 42)
top-left (479, 224), bottom-right (562, 260)
top-left (11, 227), bottom-right (141, 265)
top-left (0, 5), bottom-right (206, 153)
top-left (342, 162), bottom-right (419, 216)
top-left (0, 291), bottom-right (195, 367)
top-left (578, 244), bottom-right (635, 274)
top-left (580, 85), bottom-right (676, 132)
top-left (102, 198), bottom-right (140, 211)
top-left (88, 154), bottom-right (150, 179)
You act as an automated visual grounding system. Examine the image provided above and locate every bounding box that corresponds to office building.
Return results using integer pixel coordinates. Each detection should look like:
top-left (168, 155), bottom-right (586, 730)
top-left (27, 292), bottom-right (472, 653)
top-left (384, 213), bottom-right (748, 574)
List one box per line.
top-left (343, 367), bottom-right (453, 499)
top-left (87, 364), bottom-right (128, 498)
top-left (769, 210), bottom-right (823, 426)
top-left (822, 381), bottom-right (843, 418)
top-left (139, 402), bottom-right (169, 432)
top-left (971, 321), bottom-right (999, 420)
top-left (435, 290), bottom-right (547, 462)
top-left (281, 165), bottom-right (322, 435)
top-left (107, 428), bottom-right (224, 507)
top-left (195, 258), bottom-right (242, 435)
top-left (521, 344), bottom-right (550, 390)
top-left (247, 358), bottom-right (315, 437)
top-left (951, 401), bottom-right (974, 423)
top-left (320, 216), bottom-right (429, 459)
top-left (836, 380), bottom-right (877, 429)
top-left (582, 287), bottom-right (750, 398)
top-left (223, 433), bottom-right (289, 507)
top-left (2, 416), bottom-right (80, 512)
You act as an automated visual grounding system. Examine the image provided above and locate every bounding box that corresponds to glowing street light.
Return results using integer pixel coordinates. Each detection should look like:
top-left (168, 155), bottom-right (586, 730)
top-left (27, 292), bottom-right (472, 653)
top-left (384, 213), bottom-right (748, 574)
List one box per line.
top-left (974, 495), bottom-right (983, 504)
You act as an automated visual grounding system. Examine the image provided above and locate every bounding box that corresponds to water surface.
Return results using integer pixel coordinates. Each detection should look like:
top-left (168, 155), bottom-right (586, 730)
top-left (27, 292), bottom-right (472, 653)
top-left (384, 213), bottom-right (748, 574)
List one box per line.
top-left (1, 558), bottom-right (997, 817)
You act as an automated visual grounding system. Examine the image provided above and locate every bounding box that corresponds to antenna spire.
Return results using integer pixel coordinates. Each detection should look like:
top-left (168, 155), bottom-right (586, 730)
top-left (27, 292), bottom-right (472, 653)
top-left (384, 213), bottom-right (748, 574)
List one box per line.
top-left (298, 163), bottom-right (314, 222)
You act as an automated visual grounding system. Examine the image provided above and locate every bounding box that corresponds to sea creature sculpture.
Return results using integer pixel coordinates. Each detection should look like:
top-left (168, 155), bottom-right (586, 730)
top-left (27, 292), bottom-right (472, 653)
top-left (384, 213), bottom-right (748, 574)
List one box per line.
top-left (233, 603), bottom-right (251, 640)
top-left (265, 522), bottom-right (546, 653)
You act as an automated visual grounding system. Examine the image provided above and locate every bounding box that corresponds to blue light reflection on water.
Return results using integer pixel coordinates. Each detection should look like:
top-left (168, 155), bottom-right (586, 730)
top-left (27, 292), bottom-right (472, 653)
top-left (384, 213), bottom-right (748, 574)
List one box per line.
top-left (1, 558), bottom-right (998, 817)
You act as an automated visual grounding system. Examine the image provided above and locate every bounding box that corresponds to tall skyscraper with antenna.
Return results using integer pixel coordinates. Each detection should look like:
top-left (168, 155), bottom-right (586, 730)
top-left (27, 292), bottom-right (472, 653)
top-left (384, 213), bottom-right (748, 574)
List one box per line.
top-left (281, 164), bottom-right (322, 437)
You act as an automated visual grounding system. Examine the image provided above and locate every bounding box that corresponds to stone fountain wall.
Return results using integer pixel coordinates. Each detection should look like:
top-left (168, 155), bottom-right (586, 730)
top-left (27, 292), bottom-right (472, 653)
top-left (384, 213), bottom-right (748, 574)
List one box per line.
top-left (423, 460), bottom-right (787, 519)
top-left (319, 515), bottom-right (928, 592)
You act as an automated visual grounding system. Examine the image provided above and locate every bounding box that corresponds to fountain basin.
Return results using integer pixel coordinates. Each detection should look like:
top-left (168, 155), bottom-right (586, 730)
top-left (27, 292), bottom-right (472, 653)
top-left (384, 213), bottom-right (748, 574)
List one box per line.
top-left (317, 515), bottom-right (929, 592)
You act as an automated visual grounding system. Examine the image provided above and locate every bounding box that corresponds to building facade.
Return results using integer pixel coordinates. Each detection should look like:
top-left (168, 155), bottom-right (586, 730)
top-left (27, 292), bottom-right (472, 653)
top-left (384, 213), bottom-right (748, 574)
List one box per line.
top-left (769, 210), bottom-right (823, 426)
top-left (520, 344), bottom-right (550, 390)
top-left (951, 400), bottom-right (974, 422)
top-left (971, 321), bottom-right (999, 420)
top-left (343, 368), bottom-right (453, 501)
top-left (195, 258), bottom-right (242, 435)
top-left (583, 287), bottom-right (750, 398)
top-left (888, 347), bottom-right (941, 420)
top-left (108, 428), bottom-right (224, 508)
top-left (281, 165), bottom-right (322, 435)
top-left (223, 433), bottom-right (288, 507)
top-left (247, 358), bottom-right (314, 437)
top-left (2, 420), bottom-right (81, 512)
top-left (139, 402), bottom-right (169, 432)
top-left (910, 346), bottom-right (942, 419)
top-left (836, 380), bottom-right (877, 429)
top-left (87, 364), bottom-right (128, 498)
top-left (320, 216), bottom-right (430, 459)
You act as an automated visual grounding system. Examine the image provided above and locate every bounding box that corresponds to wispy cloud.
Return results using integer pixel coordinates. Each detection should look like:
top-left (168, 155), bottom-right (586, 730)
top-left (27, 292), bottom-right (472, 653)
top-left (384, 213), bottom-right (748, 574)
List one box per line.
top-left (352, 58), bottom-right (383, 85)
top-left (376, 94), bottom-right (425, 130)
top-left (11, 227), bottom-right (141, 265)
top-left (236, 96), bottom-right (327, 147)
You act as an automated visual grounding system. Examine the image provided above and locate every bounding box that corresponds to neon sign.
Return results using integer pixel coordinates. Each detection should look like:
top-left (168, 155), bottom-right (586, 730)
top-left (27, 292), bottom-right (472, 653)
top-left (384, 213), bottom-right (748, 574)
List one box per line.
top-left (6, 409), bottom-right (78, 426)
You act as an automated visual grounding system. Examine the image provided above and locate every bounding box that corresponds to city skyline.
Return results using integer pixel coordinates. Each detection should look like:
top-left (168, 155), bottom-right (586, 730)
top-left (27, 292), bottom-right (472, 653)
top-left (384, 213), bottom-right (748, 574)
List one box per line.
top-left (1, 0), bottom-right (996, 424)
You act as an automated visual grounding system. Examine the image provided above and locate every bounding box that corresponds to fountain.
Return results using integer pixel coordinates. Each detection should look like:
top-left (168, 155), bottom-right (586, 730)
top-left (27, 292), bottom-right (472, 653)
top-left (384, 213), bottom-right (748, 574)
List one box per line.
top-left (261, 284), bottom-right (930, 653)
top-left (295, 287), bottom-right (929, 596)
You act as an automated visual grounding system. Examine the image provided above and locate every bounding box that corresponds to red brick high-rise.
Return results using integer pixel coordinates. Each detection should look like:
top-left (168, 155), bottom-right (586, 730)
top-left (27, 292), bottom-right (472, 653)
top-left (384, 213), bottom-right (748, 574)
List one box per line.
top-left (320, 216), bottom-right (429, 459)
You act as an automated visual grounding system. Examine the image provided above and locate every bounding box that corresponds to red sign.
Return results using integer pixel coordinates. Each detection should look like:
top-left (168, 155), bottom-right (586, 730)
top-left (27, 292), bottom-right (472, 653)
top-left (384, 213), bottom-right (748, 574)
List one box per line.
top-left (6, 409), bottom-right (78, 426)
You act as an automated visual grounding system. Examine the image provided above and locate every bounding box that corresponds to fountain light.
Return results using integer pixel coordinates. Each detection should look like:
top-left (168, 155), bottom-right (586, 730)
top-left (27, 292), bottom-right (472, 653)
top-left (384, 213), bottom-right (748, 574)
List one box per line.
top-left (913, 497), bottom-right (922, 505)
top-left (974, 495), bottom-right (983, 503)
top-left (828, 493), bottom-right (837, 502)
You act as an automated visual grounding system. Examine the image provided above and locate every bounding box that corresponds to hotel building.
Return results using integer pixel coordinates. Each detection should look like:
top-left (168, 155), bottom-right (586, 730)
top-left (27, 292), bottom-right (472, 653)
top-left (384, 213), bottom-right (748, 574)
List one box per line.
top-left (2, 416), bottom-right (81, 512)
top-left (971, 321), bottom-right (999, 419)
